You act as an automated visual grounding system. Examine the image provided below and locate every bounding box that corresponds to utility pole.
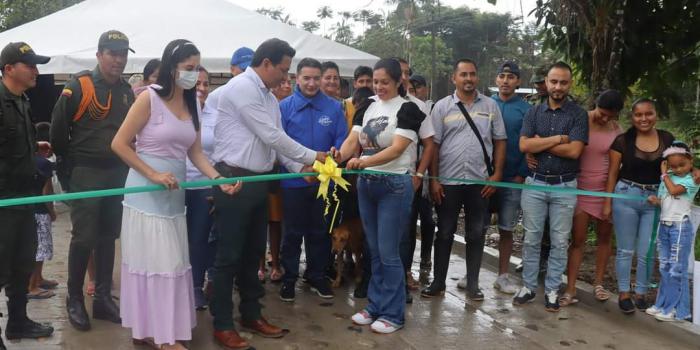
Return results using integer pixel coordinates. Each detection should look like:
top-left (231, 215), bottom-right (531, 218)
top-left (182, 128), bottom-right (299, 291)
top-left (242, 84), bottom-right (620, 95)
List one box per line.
top-left (429, 0), bottom-right (440, 101)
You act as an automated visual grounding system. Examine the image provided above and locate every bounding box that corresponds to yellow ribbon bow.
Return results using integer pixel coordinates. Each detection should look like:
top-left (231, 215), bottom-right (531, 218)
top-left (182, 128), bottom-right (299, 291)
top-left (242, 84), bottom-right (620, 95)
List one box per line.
top-left (312, 155), bottom-right (351, 232)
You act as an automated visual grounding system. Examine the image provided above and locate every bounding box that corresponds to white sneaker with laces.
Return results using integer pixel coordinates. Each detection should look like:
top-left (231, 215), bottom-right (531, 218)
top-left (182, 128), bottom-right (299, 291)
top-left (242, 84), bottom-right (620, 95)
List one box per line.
top-left (457, 276), bottom-right (467, 289)
top-left (370, 319), bottom-right (403, 334)
top-left (655, 309), bottom-right (677, 322)
top-left (351, 310), bottom-right (374, 325)
top-left (493, 273), bottom-right (518, 294)
top-left (645, 305), bottom-right (662, 316)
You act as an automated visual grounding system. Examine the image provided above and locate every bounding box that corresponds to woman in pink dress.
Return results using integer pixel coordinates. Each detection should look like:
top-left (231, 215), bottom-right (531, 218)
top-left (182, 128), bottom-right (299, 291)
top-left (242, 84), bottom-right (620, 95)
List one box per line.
top-left (560, 90), bottom-right (623, 306)
top-left (112, 39), bottom-right (239, 349)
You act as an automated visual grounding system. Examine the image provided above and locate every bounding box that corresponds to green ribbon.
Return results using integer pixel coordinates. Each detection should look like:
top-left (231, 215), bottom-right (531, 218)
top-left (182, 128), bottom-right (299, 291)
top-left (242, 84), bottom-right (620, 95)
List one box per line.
top-left (3, 168), bottom-right (661, 286)
top-left (0, 169), bottom-right (649, 208)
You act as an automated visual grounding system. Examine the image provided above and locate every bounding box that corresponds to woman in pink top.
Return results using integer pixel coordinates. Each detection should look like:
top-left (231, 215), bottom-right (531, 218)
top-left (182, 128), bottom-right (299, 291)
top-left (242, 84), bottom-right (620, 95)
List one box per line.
top-left (112, 39), bottom-right (239, 350)
top-left (561, 90), bottom-right (623, 306)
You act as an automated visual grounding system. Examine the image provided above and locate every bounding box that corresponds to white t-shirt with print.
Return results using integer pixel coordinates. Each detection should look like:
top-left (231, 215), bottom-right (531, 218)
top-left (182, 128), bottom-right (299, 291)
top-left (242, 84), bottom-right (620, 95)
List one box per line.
top-left (352, 96), bottom-right (419, 174)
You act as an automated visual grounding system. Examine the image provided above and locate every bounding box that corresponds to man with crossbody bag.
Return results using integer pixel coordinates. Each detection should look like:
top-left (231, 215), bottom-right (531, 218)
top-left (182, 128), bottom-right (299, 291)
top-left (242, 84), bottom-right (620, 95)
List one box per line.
top-left (422, 58), bottom-right (506, 301)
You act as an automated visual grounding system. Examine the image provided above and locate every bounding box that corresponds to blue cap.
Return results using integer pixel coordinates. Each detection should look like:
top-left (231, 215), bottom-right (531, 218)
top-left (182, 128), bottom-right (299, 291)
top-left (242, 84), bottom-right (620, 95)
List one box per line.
top-left (230, 47), bottom-right (254, 70)
top-left (498, 61), bottom-right (521, 78)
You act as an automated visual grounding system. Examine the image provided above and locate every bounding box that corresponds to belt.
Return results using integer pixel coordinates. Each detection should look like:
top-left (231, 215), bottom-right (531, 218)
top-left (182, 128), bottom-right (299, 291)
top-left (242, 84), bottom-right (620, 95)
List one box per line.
top-left (214, 162), bottom-right (270, 177)
top-left (620, 178), bottom-right (658, 192)
top-left (532, 172), bottom-right (577, 185)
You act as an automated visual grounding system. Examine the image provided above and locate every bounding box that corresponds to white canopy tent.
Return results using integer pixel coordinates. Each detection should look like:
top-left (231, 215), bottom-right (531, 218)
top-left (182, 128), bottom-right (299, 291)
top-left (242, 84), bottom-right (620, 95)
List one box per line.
top-left (0, 0), bottom-right (378, 76)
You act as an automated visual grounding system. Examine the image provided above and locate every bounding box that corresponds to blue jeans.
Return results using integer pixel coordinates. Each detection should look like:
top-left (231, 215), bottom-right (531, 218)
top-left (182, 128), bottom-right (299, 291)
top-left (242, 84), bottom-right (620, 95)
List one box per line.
top-left (497, 178), bottom-right (522, 231)
top-left (612, 181), bottom-right (657, 294)
top-left (186, 189), bottom-right (216, 291)
top-left (520, 177), bottom-right (577, 293)
top-left (280, 186), bottom-right (330, 284)
top-left (654, 218), bottom-right (693, 320)
top-left (358, 174), bottom-right (413, 326)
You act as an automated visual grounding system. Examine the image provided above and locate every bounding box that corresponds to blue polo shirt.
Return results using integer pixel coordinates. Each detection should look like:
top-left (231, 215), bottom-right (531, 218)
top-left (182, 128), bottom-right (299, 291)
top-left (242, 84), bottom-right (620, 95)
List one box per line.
top-left (520, 99), bottom-right (588, 176)
top-left (492, 94), bottom-right (531, 179)
top-left (279, 89), bottom-right (347, 188)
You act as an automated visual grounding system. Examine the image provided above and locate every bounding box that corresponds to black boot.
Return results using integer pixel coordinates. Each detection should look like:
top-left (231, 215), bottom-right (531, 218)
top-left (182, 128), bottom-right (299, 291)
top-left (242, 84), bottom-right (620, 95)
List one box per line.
top-left (5, 301), bottom-right (54, 340)
top-left (67, 242), bottom-right (91, 331)
top-left (92, 240), bottom-right (120, 323)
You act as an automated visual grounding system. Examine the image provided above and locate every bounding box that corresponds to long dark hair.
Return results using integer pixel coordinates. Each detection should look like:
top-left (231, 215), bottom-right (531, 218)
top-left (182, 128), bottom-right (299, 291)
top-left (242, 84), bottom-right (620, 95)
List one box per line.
top-left (373, 58), bottom-right (406, 97)
top-left (143, 59), bottom-right (161, 80)
top-left (156, 39), bottom-right (200, 130)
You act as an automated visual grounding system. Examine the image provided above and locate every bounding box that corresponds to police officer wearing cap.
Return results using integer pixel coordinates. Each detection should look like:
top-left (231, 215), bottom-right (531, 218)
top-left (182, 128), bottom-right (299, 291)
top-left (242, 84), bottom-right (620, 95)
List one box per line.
top-left (0, 42), bottom-right (54, 349)
top-left (50, 30), bottom-right (135, 331)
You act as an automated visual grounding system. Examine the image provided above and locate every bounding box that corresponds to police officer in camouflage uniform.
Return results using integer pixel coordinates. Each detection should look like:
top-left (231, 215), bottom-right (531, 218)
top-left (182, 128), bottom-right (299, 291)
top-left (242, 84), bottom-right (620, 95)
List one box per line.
top-left (50, 30), bottom-right (135, 331)
top-left (0, 42), bottom-right (54, 349)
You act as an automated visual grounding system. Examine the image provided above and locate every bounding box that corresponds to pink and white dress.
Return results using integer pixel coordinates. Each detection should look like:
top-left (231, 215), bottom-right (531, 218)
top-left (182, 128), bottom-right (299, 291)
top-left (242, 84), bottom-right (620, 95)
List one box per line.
top-left (576, 124), bottom-right (622, 220)
top-left (119, 86), bottom-right (198, 345)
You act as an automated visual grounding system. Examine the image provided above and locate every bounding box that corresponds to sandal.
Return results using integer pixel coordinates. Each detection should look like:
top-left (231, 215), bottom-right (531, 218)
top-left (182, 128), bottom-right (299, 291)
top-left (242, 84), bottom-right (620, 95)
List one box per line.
top-left (38, 279), bottom-right (59, 289)
top-left (558, 292), bottom-right (579, 307)
top-left (133, 338), bottom-right (159, 350)
top-left (257, 269), bottom-right (266, 283)
top-left (594, 285), bottom-right (610, 301)
top-left (27, 289), bottom-right (55, 299)
top-left (269, 268), bottom-right (283, 283)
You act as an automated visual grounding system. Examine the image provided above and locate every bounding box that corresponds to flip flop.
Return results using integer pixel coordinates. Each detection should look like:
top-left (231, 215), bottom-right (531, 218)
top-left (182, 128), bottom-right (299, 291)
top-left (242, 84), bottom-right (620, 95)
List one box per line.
top-left (27, 289), bottom-right (55, 299)
top-left (38, 279), bottom-right (59, 289)
top-left (594, 285), bottom-right (610, 301)
top-left (558, 292), bottom-right (579, 306)
top-left (269, 268), bottom-right (283, 283)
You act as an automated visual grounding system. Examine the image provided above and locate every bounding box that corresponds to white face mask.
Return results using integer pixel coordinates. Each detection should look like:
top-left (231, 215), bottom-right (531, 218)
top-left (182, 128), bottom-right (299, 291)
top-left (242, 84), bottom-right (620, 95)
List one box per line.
top-left (176, 70), bottom-right (198, 89)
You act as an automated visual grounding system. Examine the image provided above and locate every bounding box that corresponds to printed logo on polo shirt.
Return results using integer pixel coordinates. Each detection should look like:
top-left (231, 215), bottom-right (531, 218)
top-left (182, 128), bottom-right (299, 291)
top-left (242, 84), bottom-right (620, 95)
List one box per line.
top-left (318, 115), bottom-right (332, 127)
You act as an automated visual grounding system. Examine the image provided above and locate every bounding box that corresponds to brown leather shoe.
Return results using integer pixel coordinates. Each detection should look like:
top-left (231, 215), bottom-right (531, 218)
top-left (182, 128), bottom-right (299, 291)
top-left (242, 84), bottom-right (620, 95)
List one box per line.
top-left (240, 317), bottom-right (286, 338)
top-left (213, 330), bottom-right (250, 349)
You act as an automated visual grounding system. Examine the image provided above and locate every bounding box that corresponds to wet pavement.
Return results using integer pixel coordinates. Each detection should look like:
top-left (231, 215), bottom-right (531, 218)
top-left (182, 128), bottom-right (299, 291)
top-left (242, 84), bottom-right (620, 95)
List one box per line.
top-left (1, 206), bottom-right (699, 350)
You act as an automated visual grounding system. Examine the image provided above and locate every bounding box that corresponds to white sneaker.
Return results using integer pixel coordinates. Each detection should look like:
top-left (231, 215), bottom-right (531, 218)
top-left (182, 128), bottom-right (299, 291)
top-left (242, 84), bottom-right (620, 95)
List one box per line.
top-left (457, 276), bottom-right (467, 289)
top-left (351, 310), bottom-right (374, 325)
top-left (370, 319), bottom-right (403, 334)
top-left (493, 274), bottom-right (518, 294)
top-left (655, 310), bottom-right (677, 322)
top-left (645, 305), bottom-right (662, 316)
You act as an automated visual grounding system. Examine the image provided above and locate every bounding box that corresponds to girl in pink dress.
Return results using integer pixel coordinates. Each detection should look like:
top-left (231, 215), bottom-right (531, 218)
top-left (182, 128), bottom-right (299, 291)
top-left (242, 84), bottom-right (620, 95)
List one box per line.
top-left (561, 90), bottom-right (623, 306)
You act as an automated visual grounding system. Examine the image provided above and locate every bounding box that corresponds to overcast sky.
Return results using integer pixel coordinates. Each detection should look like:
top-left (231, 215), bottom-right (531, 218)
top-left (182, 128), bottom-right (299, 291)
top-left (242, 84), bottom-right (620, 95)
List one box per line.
top-left (227, 0), bottom-right (538, 34)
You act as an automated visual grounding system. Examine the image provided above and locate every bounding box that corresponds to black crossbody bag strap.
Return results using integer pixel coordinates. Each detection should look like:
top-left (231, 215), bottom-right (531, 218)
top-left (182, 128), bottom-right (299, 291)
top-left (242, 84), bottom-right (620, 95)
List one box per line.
top-left (456, 102), bottom-right (494, 176)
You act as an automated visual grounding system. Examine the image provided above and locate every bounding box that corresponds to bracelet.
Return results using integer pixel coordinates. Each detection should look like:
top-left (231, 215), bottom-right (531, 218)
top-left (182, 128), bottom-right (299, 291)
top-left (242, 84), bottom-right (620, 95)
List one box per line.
top-left (559, 135), bottom-right (564, 144)
top-left (213, 175), bottom-right (223, 180)
top-left (660, 173), bottom-right (668, 180)
top-left (415, 172), bottom-right (424, 178)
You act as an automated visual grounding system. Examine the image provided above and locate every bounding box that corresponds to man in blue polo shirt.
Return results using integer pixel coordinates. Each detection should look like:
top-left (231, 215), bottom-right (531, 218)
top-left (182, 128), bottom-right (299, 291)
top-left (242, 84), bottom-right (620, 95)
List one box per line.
top-left (513, 61), bottom-right (588, 312)
top-left (278, 57), bottom-right (347, 302)
top-left (491, 62), bottom-right (531, 294)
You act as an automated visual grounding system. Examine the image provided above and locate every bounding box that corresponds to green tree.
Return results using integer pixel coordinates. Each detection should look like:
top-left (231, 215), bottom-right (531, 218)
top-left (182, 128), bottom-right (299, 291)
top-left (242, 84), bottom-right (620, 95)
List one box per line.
top-left (256, 6), bottom-right (295, 26)
top-left (353, 9), bottom-right (375, 33)
top-left (0, 0), bottom-right (81, 30)
top-left (534, 0), bottom-right (700, 116)
top-left (332, 12), bottom-right (354, 45)
top-left (301, 20), bottom-right (320, 34)
top-left (410, 35), bottom-right (452, 83)
top-left (316, 5), bottom-right (334, 37)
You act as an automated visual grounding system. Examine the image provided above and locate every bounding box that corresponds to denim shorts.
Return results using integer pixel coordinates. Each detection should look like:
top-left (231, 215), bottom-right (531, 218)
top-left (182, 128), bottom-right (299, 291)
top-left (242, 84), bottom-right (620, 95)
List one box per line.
top-left (497, 186), bottom-right (522, 231)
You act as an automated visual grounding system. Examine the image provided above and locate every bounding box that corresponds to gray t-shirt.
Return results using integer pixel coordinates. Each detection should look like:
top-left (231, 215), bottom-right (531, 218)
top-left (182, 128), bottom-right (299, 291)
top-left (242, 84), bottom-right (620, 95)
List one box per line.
top-left (432, 92), bottom-right (507, 184)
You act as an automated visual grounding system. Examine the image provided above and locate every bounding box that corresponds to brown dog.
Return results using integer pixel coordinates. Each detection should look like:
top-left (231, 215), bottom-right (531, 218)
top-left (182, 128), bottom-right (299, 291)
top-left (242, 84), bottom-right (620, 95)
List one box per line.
top-left (331, 217), bottom-right (364, 288)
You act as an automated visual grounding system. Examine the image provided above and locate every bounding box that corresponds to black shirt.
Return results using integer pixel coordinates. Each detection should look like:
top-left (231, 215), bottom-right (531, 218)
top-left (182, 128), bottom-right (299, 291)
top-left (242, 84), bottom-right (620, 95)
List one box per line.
top-left (610, 129), bottom-right (674, 185)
